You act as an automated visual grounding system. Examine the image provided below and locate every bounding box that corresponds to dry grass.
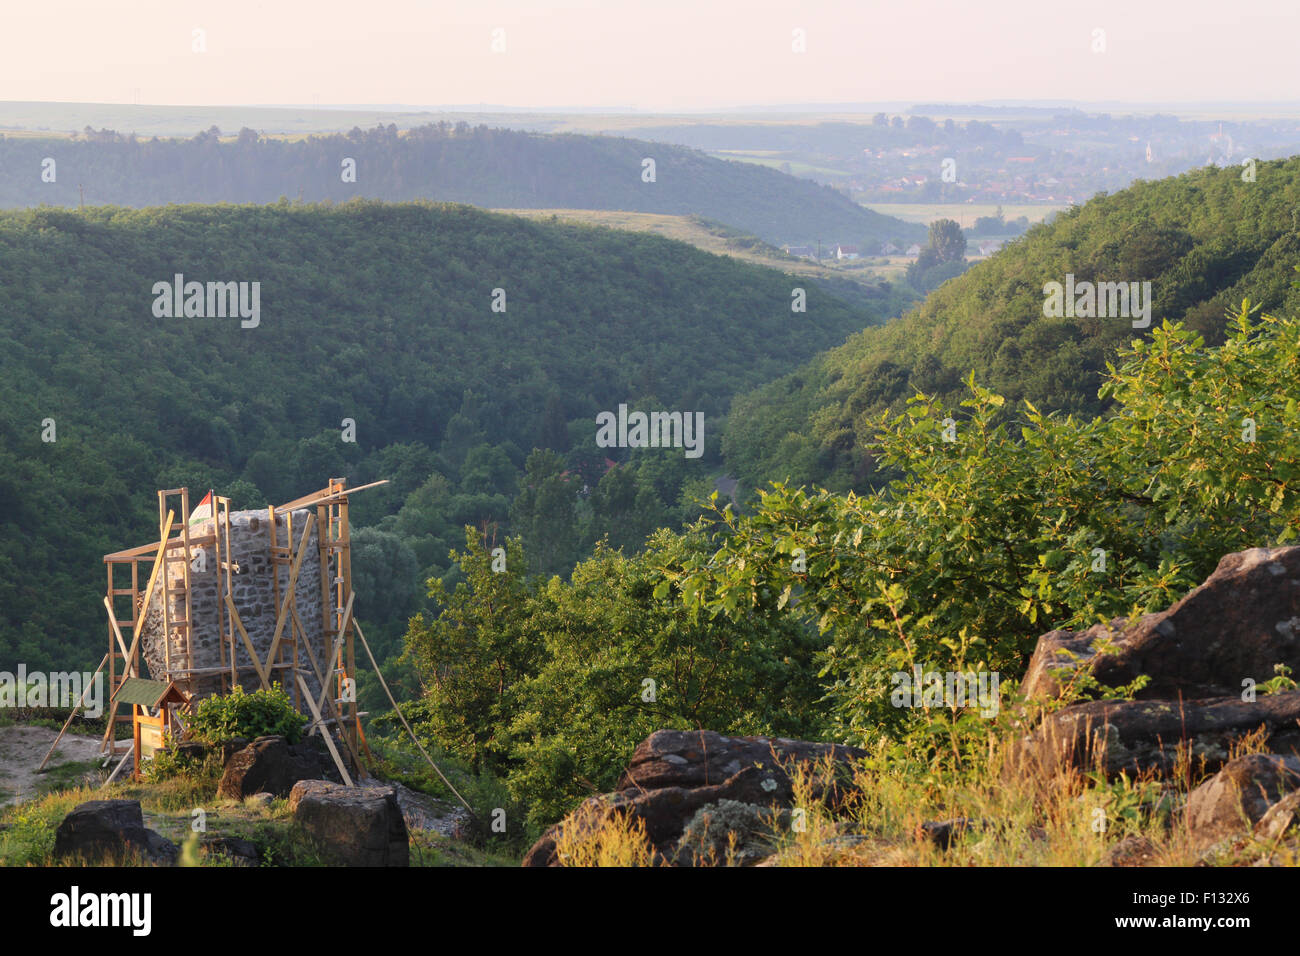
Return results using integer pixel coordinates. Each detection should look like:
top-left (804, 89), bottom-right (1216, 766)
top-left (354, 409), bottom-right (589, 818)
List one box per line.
top-left (493, 207), bottom-right (903, 280)
top-left (551, 721), bottom-right (1298, 867)
top-left (551, 804), bottom-right (660, 867)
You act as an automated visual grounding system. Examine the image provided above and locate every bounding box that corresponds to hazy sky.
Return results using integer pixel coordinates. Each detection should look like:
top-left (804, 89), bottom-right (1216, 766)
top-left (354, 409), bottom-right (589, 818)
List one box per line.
top-left (1, 0), bottom-right (1295, 110)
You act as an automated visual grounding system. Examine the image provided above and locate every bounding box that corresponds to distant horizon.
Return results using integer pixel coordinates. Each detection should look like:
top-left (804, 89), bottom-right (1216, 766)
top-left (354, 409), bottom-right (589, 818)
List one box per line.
top-left (1, 1), bottom-right (1296, 110)
top-left (8, 97), bottom-right (1300, 117)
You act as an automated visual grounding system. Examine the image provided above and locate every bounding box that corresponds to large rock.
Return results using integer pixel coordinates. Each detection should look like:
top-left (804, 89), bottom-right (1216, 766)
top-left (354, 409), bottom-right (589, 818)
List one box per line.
top-left (672, 799), bottom-right (787, 866)
top-left (618, 729), bottom-right (865, 792)
top-left (288, 780), bottom-right (408, 867)
top-left (1022, 546), bottom-right (1300, 701)
top-left (1185, 753), bottom-right (1300, 849)
top-left (1011, 691), bottom-right (1300, 778)
top-left (218, 735), bottom-right (342, 800)
top-left (53, 800), bottom-right (178, 866)
top-left (523, 730), bottom-right (866, 867)
top-left (1255, 790), bottom-right (1300, 842)
top-left (358, 779), bottom-right (471, 839)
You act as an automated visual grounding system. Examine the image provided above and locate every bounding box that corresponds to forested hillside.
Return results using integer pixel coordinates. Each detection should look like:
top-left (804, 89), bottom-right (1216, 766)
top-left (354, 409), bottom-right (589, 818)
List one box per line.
top-left (722, 158), bottom-right (1300, 491)
top-left (0, 199), bottom-right (909, 672)
top-left (0, 123), bottom-right (923, 249)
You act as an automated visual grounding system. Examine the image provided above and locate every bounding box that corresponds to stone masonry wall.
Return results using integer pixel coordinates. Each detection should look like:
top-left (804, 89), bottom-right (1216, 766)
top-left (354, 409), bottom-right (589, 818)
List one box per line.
top-left (139, 509), bottom-right (325, 703)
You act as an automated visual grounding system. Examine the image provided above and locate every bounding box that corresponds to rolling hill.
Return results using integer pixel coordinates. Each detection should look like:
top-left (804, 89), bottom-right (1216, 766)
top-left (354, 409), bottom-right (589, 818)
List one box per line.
top-left (722, 157), bottom-right (1300, 491)
top-left (0, 199), bottom-right (912, 672)
top-left (0, 123), bottom-right (923, 250)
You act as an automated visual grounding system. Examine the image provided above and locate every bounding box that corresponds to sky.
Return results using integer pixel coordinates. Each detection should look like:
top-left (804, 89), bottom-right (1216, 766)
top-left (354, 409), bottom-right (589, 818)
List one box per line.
top-left (1, 0), bottom-right (1296, 111)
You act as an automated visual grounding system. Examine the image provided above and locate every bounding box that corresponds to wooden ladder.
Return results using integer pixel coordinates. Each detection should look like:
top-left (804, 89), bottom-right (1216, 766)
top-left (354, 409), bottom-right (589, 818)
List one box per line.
top-left (320, 478), bottom-right (360, 761)
top-left (158, 488), bottom-right (195, 684)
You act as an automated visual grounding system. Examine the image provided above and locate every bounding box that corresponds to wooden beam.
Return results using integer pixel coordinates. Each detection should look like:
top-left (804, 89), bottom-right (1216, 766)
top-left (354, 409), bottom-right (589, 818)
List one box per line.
top-left (224, 596), bottom-right (270, 690)
top-left (101, 750), bottom-right (133, 788)
top-left (103, 507), bottom-right (174, 757)
top-left (314, 592), bottom-right (353, 720)
top-left (296, 674), bottom-right (353, 786)
top-left (261, 515), bottom-right (316, 682)
top-left (291, 603), bottom-right (336, 720)
top-left (102, 532), bottom-right (212, 563)
top-left (104, 597), bottom-right (131, 663)
top-left (294, 597), bottom-right (364, 771)
top-left (275, 479), bottom-right (388, 513)
top-left (36, 654), bottom-right (110, 773)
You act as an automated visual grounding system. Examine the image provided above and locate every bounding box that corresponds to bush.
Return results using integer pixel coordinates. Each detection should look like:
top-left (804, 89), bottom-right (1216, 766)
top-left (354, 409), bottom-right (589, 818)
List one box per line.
top-left (187, 684), bottom-right (307, 744)
top-left (669, 303), bottom-right (1300, 749)
top-left (143, 733), bottom-right (224, 783)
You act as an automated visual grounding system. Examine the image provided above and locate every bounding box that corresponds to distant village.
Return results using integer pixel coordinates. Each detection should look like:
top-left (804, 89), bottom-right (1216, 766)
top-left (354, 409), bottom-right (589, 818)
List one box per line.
top-left (705, 110), bottom-right (1300, 211)
top-left (781, 237), bottom-right (1005, 261)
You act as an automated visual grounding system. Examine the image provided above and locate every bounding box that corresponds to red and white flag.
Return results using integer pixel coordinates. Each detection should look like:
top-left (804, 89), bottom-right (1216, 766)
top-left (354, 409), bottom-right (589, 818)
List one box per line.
top-left (189, 491), bottom-right (214, 526)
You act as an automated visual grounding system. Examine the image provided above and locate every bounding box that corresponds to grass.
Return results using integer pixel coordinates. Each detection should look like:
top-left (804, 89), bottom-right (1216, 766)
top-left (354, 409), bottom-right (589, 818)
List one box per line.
top-left (0, 747), bottom-right (515, 867)
top-left (33, 758), bottom-right (102, 797)
top-left (552, 803), bottom-right (660, 867)
top-left (493, 208), bottom-right (902, 282)
top-left (705, 150), bottom-right (852, 178)
top-left (548, 723), bottom-right (1299, 867)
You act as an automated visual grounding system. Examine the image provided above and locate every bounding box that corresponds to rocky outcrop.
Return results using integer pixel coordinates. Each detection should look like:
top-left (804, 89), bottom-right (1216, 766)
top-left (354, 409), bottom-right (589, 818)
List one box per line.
top-left (1022, 546), bottom-right (1300, 701)
top-left (1012, 691), bottom-right (1300, 778)
top-left (996, 545), bottom-right (1300, 865)
top-left (1255, 790), bottom-right (1300, 843)
top-left (358, 779), bottom-right (470, 840)
top-left (672, 799), bottom-right (786, 866)
top-left (522, 730), bottom-right (866, 867)
top-left (53, 800), bottom-right (178, 866)
top-left (1015, 546), bottom-right (1300, 781)
top-left (217, 735), bottom-right (342, 800)
top-left (289, 780), bottom-right (408, 867)
top-left (617, 730), bottom-right (864, 792)
top-left (1185, 753), bottom-right (1300, 849)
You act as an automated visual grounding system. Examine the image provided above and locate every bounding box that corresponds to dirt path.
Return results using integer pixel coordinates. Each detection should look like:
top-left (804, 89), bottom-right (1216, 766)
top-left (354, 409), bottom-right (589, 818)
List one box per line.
top-left (0, 725), bottom-right (106, 807)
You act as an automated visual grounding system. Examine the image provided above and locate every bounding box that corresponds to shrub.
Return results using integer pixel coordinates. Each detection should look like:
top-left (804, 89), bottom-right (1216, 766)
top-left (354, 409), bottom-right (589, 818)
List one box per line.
top-left (187, 684), bottom-right (306, 744)
top-left (668, 303), bottom-right (1300, 749)
top-left (143, 733), bottom-right (224, 783)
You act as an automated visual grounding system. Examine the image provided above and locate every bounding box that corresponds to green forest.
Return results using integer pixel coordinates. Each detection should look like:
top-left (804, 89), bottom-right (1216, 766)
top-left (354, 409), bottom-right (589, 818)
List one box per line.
top-left (0, 199), bottom-right (911, 676)
top-left (5, 154), bottom-right (1300, 854)
top-left (0, 123), bottom-right (924, 250)
top-left (722, 158), bottom-right (1300, 491)
top-left (406, 303), bottom-right (1300, 834)
top-left (376, 158), bottom-right (1300, 838)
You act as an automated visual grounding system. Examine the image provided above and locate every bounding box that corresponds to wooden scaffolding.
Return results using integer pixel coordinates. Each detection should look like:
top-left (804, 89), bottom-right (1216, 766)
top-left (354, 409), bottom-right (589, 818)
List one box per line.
top-left (98, 479), bottom-right (380, 772)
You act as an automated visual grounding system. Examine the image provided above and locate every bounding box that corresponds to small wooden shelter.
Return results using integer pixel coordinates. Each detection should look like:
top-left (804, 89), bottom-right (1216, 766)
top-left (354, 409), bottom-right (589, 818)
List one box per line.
top-left (112, 677), bottom-right (189, 781)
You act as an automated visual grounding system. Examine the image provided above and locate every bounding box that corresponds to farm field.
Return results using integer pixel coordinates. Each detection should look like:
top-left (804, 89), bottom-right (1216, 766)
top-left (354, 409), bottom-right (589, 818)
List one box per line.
top-left (704, 149), bottom-right (853, 177)
top-left (494, 207), bottom-right (908, 279)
